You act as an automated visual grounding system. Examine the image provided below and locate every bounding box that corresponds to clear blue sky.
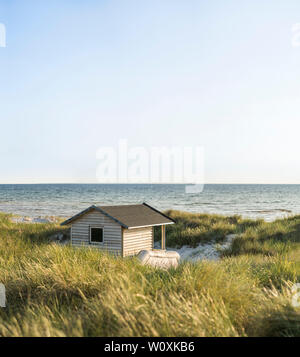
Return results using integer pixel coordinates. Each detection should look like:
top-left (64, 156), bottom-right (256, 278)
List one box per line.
top-left (1, 0), bottom-right (300, 184)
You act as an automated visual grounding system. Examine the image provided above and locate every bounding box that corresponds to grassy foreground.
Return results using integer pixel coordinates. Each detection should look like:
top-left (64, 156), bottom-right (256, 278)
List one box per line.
top-left (0, 211), bottom-right (299, 337)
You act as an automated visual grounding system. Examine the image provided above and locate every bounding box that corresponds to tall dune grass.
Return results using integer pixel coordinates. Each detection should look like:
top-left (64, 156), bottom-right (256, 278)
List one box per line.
top-left (0, 212), bottom-right (299, 337)
top-left (224, 215), bottom-right (300, 259)
top-left (155, 210), bottom-right (263, 247)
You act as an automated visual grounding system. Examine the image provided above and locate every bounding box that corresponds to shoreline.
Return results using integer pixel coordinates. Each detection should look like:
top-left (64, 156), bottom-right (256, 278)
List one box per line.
top-left (9, 215), bottom-right (62, 224)
top-left (3, 208), bottom-right (297, 225)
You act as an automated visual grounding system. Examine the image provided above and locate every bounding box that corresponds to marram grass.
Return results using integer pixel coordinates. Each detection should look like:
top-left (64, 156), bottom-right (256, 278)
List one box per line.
top-left (0, 211), bottom-right (299, 337)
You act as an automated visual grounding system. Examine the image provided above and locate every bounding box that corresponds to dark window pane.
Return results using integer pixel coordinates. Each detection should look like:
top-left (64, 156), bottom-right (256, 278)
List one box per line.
top-left (90, 228), bottom-right (103, 243)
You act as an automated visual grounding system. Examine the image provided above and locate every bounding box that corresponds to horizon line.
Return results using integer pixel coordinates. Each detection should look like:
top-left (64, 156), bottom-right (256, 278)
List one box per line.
top-left (0, 182), bottom-right (299, 185)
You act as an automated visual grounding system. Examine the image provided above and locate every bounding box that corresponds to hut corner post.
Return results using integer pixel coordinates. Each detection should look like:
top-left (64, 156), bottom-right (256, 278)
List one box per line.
top-left (161, 225), bottom-right (166, 250)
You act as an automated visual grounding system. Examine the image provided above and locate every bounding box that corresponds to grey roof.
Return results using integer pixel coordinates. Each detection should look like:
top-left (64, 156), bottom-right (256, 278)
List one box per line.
top-left (61, 203), bottom-right (175, 229)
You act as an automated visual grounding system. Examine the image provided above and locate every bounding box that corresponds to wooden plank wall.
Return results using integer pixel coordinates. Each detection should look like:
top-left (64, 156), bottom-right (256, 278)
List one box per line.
top-left (123, 226), bottom-right (153, 257)
top-left (71, 210), bottom-right (122, 255)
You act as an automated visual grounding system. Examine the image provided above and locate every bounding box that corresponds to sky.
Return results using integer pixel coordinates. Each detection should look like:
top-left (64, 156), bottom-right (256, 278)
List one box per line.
top-left (0, 0), bottom-right (300, 184)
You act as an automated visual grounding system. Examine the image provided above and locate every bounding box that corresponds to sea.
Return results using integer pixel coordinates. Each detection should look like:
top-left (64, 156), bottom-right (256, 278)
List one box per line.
top-left (0, 184), bottom-right (300, 221)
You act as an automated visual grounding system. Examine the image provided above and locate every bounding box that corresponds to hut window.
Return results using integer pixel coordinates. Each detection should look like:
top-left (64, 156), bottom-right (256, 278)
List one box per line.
top-left (90, 227), bottom-right (103, 243)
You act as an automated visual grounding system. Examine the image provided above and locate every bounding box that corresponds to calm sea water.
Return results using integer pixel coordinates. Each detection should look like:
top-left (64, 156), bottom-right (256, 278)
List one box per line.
top-left (0, 184), bottom-right (300, 221)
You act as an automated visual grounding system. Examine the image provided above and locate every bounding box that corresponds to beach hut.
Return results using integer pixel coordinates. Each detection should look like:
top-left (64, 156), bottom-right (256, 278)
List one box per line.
top-left (61, 203), bottom-right (175, 257)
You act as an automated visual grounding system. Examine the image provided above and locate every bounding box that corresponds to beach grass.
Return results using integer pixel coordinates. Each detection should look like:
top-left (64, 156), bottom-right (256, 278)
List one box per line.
top-left (0, 211), bottom-right (299, 337)
top-left (155, 210), bottom-right (263, 247)
top-left (223, 215), bottom-right (300, 258)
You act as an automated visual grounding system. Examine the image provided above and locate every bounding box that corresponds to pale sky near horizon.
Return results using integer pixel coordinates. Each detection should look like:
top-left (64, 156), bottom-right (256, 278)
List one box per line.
top-left (1, 0), bottom-right (300, 184)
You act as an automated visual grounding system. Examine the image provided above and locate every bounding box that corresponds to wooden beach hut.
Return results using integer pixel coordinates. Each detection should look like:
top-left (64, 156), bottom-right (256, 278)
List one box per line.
top-left (61, 203), bottom-right (175, 257)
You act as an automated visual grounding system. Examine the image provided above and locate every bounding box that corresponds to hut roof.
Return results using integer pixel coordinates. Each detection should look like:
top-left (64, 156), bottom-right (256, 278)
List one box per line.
top-left (61, 203), bottom-right (175, 229)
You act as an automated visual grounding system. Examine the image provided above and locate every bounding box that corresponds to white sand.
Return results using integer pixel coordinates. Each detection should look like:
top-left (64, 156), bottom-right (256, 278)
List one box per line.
top-left (154, 234), bottom-right (237, 262)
